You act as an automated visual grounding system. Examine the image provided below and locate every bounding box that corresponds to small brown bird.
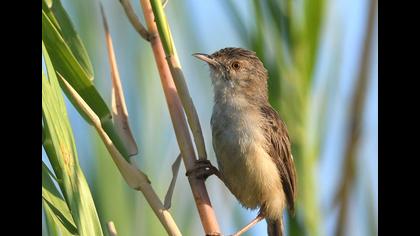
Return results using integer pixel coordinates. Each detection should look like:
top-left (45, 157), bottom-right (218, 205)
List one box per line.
top-left (193, 48), bottom-right (297, 236)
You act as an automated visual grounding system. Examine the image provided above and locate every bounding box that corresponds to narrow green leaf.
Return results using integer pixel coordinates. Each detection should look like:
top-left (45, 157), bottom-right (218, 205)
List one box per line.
top-left (42, 0), bottom-right (53, 9)
top-left (42, 0), bottom-right (94, 80)
top-left (42, 9), bottom-right (130, 159)
top-left (42, 163), bottom-right (78, 235)
top-left (42, 43), bottom-right (104, 236)
top-left (42, 10), bottom-right (111, 123)
top-left (44, 201), bottom-right (61, 236)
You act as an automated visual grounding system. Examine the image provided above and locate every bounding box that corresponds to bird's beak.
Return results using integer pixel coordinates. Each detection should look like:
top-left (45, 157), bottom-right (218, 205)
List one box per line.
top-left (193, 53), bottom-right (219, 66)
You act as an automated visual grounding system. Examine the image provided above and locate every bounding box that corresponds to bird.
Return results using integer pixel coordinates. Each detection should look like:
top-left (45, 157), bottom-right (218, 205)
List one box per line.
top-left (192, 47), bottom-right (297, 236)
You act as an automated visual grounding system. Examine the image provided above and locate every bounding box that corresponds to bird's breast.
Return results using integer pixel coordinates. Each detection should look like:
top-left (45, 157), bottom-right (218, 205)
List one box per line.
top-left (211, 100), bottom-right (263, 161)
top-left (211, 101), bottom-right (284, 215)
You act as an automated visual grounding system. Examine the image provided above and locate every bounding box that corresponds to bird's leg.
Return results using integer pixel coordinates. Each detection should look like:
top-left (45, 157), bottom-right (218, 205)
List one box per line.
top-left (186, 159), bottom-right (223, 181)
top-left (231, 212), bottom-right (265, 236)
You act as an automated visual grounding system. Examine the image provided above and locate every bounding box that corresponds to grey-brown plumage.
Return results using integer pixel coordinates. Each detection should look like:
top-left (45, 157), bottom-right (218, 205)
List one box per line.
top-left (260, 105), bottom-right (297, 215)
top-left (194, 47), bottom-right (297, 236)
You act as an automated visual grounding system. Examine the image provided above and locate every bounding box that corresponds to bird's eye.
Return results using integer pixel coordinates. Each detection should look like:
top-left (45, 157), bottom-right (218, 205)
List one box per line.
top-left (232, 62), bottom-right (241, 70)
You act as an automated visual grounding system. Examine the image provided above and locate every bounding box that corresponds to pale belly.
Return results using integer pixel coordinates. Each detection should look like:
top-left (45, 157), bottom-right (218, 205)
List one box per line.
top-left (211, 108), bottom-right (286, 219)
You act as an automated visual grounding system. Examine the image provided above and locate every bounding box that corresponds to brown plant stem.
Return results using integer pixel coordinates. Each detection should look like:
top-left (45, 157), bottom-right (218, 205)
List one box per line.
top-left (138, 0), bottom-right (221, 234)
top-left (58, 75), bottom-right (181, 236)
top-left (148, 0), bottom-right (208, 162)
top-left (334, 0), bottom-right (377, 235)
top-left (119, 0), bottom-right (150, 41)
top-left (166, 56), bottom-right (208, 161)
top-left (100, 4), bottom-right (138, 156)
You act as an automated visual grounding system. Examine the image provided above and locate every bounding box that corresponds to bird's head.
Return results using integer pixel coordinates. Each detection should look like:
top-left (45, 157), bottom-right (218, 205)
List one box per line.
top-left (193, 47), bottom-right (269, 102)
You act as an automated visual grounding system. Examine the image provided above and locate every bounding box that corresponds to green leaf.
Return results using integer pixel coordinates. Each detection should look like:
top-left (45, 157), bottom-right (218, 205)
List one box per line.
top-left (42, 0), bottom-right (94, 80)
top-left (42, 0), bottom-right (53, 9)
top-left (42, 10), bottom-right (111, 124)
top-left (42, 8), bottom-right (131, 159)
top-left (44, 202), bottom-right (61, 236)
top-left (42, 42), bottom-right (104, 236)
top-left (42, 163), bottom-right (78, 235)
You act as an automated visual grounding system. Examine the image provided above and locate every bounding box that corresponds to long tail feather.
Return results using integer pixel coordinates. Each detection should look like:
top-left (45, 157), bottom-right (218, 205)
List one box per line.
top-left (267, 219), bottom-right (284, 236)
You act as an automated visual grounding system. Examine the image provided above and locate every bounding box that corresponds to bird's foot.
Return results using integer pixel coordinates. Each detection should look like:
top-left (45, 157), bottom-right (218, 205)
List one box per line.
top-left (186, 159), bottom-right (222, 180)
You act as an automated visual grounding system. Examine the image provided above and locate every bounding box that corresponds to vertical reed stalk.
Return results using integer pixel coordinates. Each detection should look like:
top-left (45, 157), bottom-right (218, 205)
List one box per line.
top-left (138, 0), bottom-right (221, 234)
top-left (335, 0), bottom-right (377, 235)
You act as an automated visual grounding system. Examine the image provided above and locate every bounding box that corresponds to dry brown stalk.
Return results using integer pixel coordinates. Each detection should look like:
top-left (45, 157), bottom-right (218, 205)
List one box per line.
top-left (334, 0), bottom-right (377, 235)
top-left (137, 0), bottom-right (221, 234)
top-left (58, 75), bottom-right (182, 236)
top-left (119, 0), bottom-right (151, 41)
top-left (100, 4), bottom-right (138, 156)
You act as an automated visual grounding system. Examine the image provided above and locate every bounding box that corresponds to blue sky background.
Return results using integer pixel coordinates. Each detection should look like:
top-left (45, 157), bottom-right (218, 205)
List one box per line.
top-left (43, 0), bottom-right (377, 235)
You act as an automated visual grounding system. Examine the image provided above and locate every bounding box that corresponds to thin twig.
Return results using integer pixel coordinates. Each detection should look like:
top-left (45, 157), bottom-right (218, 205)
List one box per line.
top-left (231, 215), bottom-right (264, 236)
top-left (107, 221), bottom-right (118, 236)
top-left (58, 75), bottom-right (182, 236)
top-left (119, 0), bottom-right (151, 41)
top-left (100, 4), bottom-right (138, 156)
top-left (139, 0), bottom-right (221, 234)
top-left (334, 0), bottom-right (377, 235)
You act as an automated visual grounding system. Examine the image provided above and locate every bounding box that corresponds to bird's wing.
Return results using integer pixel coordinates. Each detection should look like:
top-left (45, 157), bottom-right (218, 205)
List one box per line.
top-left (260, 105), bottom-right (297, 214)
